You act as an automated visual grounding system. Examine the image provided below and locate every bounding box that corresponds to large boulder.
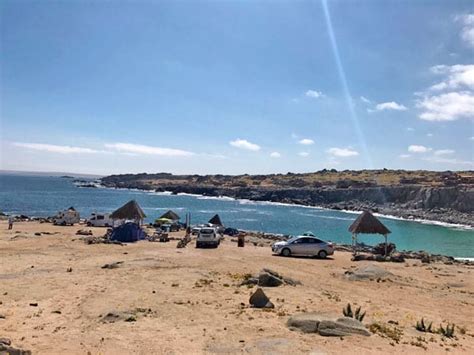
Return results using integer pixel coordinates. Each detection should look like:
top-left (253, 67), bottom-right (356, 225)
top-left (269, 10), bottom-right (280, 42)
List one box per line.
top-left (287, 312), bottom-right (334, 333)
top-left (344, 265), bottom-right (393, 281)
top-left (287, 313), bottom-right (370, 337)
top-left (0, 338), bottom-right (31, 355)
top-left (318, 317), bottom-right (371, 337)
top-left (258, 270), bottom-right (284, 287)
top-left (249, 288), bottom-right (274, 308)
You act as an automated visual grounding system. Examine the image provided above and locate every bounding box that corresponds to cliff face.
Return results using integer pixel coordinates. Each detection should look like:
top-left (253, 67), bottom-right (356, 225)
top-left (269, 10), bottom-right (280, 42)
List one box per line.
top-left (100, 171), bottom-right (474, 226)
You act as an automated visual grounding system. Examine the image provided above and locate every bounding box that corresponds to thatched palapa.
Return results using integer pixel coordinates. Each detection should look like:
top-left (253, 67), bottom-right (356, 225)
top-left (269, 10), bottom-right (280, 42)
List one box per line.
top-left (110, 200), bottom-right (146, 223)
top-left (208, 214), bottom-right (223, 226)
top-left (348, 211), bottom-right (391, 256)
top-left (160, 210), bottom-right (180, 221)
top-left (349, 211), bottom-right (391, 235)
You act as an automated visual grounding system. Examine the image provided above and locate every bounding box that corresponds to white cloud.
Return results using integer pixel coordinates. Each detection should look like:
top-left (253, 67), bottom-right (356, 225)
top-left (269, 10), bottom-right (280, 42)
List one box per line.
top-left (455, 14), bottom-right (474, 47)
top-left (270, 152), bottom-right (281, 158)
top-left (326, 147), bottom-right (359, 157)
top-left (416, 91), bottom-right (474, 121)
top-left (407, 127), bottom-right (415, 132)
top-left (374, 101), bottom-right (408, 111)
top-left (426, 133), bottom-right (433, 137)
top-left (229, 139), bottom-right (261, 151)
top-left (408, 145), bottom-right (432, 153)
top-left (470, 136), bottom-right (474, 140)
top-left (105, 143), bottom-right (194, 156)
top-left (298, 152), bottom-right (310, 157)
top-left (429, 64), bottom-right (474, 91)
top-left (305, 90), bottom-right (323, 99)
top-left (434, 149), bottom-right (455, 156)
top-left (360, 96), bottom-right (372, 104)
top-left (13, 142), bottom-right (102, 154)
top-left (399, 154), bottom-right (411, 159)
top-left (298, 138), bottom-right (314, 145)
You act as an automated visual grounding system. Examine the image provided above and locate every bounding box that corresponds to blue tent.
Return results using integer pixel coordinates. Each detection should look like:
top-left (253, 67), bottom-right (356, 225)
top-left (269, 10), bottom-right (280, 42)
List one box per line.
top-left (110, 222), bottom-right (145, 243)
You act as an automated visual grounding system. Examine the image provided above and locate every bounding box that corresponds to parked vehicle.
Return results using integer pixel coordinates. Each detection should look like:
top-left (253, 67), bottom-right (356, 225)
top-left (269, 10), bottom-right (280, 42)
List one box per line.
top-left (224, 227), bottom-right (240, 236)
top-left (86, 213), bottom-right (115, 227)
top-left (196, 227), bottom-right (221, 248)
top-left (271, 235), bottom-right (334, 258)
top-left (192, 223), bottom-right (212, 235)
top-left (53, 208), bottom-right (80, 226)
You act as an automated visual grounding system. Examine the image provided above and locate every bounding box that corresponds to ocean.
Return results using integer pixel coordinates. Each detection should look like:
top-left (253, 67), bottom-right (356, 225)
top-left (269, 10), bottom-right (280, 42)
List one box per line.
top-left (0, 173), bottom-right (473, 258)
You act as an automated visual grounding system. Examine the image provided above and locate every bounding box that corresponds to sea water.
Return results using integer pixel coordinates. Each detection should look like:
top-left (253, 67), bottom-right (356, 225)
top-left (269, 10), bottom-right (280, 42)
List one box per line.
top-left (0, 173), bottom-right (473, 258)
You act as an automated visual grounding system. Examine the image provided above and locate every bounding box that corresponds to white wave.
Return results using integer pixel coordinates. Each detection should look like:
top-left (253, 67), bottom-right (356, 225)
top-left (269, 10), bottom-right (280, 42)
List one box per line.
top-left (197, 195), bottom-right (236, 201)
top-left (455, 257), bottom-right (474, 261)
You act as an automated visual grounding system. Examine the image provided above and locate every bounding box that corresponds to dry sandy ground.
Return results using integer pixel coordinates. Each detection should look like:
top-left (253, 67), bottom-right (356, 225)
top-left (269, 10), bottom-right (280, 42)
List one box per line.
top-left (0, 221), bottom-right (473, 354)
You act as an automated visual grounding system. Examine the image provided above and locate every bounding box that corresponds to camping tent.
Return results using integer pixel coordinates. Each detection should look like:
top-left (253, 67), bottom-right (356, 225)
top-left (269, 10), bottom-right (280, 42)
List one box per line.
top-left (110, 200), bottom-right (146, 225)
top-left (348, 211), bottom-right (391, 255)
top-left (208, 214), bottom-right (223, 226)
top-left (159, 210), bottom-right (180, 221)
top-left (110, 222), bottom-right (145, 243)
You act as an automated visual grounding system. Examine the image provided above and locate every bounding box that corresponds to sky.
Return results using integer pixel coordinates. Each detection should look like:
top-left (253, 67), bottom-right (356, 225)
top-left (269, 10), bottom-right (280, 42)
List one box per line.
top-left (0, 0), bottom-right (473, 175)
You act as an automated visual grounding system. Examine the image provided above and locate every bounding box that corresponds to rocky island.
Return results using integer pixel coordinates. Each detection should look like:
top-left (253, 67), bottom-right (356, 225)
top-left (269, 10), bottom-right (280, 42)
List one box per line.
top-left (101, 170), bottom-right (474, 227)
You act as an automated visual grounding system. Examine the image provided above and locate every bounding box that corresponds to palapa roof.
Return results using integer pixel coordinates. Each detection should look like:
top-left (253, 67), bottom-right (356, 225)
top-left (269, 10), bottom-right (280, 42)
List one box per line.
top-left (159, 210), bottom-right (180, 221)
top-left (110, 200), bottom-right (146, 220)
top-left (208, 214), bottom-right (223, 226)
top-left (348, 211), bottom-right (391, 235)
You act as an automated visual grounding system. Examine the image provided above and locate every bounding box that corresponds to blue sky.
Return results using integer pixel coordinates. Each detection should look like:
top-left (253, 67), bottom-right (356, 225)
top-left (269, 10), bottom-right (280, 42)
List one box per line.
top-left (1, 0), bottom-right (473, 175)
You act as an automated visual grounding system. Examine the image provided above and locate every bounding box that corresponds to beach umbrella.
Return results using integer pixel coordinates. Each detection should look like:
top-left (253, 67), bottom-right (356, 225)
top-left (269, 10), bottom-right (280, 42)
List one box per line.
top-left (348, 211), bottom-right (391, 256)
top-left (110, 200), bottom-right (146, 225)
top-left (154, 217), bottom-right (173, 225)
top-left (208, 214), bottom-right (223, 226)
top-left (159, 210), bottom-right (180, 221)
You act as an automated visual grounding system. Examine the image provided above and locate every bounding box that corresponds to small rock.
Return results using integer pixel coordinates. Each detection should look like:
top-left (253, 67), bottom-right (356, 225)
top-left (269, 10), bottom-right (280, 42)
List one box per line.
top-left (249, 288), bottom-right (274, 309)
top-left (67, 267), bottom-right (73, 272)
top-left (76, 229), bottom-right (93, 236)
top-left (101, 261), bottom-right (123, 269)
top-left (34, 232), bottom-right (41, 236)
top-left (0, 338), bottom-right (11, 345)
top-left (29, 303), bottom-right (38, 307)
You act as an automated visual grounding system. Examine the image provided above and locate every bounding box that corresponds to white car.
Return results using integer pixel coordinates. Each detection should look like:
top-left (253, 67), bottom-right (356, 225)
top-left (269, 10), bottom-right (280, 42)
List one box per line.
top-left (86, 213), bottom-right (114, 227)
top-left (272, 235), bottom-right (334, 258)
top-left (196, 227), bottom-right (221, 248)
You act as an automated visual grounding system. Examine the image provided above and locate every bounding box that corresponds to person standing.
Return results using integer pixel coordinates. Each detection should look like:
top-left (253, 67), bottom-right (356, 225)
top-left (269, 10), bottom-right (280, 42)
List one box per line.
top-left (8, 216), bottom-right (14, 230)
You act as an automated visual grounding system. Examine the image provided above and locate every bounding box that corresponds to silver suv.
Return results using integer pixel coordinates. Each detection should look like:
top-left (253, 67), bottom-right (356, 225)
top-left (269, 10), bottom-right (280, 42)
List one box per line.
top-left (272, 235), bottom-right (334, 258)
top-left (196, 227), bottom-right (221, 248)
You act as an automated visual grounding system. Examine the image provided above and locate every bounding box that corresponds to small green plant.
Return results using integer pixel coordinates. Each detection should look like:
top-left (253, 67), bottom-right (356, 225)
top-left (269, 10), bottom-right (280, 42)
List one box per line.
top-left (343, 303), bottom-right (366, 322)
top-left (416, 318), bottom-right (433, 333)
top-left (438, 323), bottom-right (455, 338)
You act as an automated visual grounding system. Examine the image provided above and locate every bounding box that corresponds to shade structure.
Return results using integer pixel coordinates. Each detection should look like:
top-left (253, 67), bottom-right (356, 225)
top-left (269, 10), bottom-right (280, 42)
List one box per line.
top-left (159, 210), bottom-right (180, 221)
top-left (348, 211), bottom-right (391, 256)
top-left (349, 211), bottom-right (391, 235)
top-left (154, 217), bottom-right (173, 225)
top-left (208, 214), bottom-right (223, 226)
top-left (110, 200), bottom-right (146, 224)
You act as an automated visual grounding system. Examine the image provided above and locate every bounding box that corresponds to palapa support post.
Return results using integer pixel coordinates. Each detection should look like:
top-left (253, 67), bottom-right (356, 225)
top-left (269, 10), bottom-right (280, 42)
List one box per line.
top-left (384, 234), bottom-right (388, 256)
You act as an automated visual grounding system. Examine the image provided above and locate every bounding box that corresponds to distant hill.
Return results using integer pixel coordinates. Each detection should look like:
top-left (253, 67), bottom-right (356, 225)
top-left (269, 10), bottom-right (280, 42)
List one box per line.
top-left (101, 170), bottom-right (474, 226)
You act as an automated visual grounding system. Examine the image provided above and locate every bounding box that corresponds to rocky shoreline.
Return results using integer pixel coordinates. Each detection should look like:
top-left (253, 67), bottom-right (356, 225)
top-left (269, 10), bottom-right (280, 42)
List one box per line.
top-left (99, 178), bottom-right (474, 227)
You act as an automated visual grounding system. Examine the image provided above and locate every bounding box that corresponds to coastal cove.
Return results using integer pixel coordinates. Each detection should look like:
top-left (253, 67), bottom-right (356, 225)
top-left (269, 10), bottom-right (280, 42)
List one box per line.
top-left (1, 173), bottom-right (473, 258)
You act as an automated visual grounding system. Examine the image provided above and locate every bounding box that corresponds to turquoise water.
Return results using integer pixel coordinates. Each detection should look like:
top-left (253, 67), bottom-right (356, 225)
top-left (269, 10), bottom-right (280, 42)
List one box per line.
top-left (0, 173), bottom-right (473, 258)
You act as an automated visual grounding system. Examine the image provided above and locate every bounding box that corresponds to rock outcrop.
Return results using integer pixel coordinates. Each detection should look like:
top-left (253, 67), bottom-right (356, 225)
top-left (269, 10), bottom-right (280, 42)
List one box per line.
top-left (101, 171), bottom-right (474, 226)
top-left (287, 313), bottom-right (371, 337)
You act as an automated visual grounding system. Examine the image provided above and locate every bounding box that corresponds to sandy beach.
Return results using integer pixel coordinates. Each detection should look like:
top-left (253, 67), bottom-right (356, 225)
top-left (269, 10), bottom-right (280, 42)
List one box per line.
top-left (1, 221), bottom-right (473, 354)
